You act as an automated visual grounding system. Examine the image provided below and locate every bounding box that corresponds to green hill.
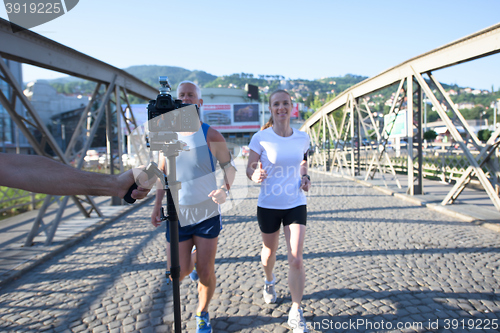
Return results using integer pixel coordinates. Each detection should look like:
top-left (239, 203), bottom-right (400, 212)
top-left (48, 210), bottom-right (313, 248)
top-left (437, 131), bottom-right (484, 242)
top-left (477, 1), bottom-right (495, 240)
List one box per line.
top-left (43, 65), bottom-right (499, 123)
top-left (124, 65), bottom-right (217, 88)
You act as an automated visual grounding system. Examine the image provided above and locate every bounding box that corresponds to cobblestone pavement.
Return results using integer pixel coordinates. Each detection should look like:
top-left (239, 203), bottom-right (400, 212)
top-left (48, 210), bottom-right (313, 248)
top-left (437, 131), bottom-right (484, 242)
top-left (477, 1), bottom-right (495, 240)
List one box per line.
top-left (0, 172), bottom-right (499, 333)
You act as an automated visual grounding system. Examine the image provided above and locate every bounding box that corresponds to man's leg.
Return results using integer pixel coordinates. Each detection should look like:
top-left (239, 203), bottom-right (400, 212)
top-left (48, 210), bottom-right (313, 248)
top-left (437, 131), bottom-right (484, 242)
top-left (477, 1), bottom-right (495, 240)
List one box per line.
top-left (166, 238), bottom-right (195, 281)
top-left (192, 235), bottom-right (218, 313)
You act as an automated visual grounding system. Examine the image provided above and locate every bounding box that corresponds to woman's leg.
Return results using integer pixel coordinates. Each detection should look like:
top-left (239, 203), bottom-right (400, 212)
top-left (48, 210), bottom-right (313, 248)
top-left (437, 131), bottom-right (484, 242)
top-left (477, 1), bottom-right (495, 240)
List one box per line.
top-left (261, 230), bottom-right (280, 282)
top-left (284, 223), bottom-right (306, 308)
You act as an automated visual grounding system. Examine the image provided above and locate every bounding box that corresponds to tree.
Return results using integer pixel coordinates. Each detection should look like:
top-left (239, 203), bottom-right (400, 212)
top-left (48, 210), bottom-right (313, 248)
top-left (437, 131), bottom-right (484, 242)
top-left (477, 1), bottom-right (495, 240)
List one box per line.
top-left (478, 129), bottom-right (491, 142)
top-left (423, 129), bottom-right (438, 141)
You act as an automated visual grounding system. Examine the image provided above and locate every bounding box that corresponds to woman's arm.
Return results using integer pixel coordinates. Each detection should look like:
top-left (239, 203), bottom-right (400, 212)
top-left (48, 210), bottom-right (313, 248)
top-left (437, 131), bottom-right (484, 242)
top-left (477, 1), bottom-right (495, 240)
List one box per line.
top-left (246, 150), bottom-right (267, 183)
top-left (299, 160), bottom-right (311, 192)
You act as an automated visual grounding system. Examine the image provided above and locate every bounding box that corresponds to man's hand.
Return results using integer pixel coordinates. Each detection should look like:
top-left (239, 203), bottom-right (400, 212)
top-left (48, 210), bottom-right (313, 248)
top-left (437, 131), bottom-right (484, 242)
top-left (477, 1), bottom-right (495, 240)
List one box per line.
top-left (151, 203), bottom-right (163, 227)
top-left (117, 166), bottom-right (156, 200)
top-left (208, 189), bottom-right (227, 204)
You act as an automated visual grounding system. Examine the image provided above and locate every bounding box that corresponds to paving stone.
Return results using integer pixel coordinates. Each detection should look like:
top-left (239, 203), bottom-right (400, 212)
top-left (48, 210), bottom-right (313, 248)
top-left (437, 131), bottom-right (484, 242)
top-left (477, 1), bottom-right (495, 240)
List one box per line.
top-left (0, 174), bottom-right (499, 332)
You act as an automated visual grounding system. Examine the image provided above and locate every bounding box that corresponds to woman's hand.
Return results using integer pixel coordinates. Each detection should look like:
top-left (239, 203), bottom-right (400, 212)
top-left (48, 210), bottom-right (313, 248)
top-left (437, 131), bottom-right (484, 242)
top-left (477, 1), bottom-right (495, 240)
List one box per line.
top-left (300, 175), bottom-right (311, 192)
top-left (251, 163), bottom-right (267, 183)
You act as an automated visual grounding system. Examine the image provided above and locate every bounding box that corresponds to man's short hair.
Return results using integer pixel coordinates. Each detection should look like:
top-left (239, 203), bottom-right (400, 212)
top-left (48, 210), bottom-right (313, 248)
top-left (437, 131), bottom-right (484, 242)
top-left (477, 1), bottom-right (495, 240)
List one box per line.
top-left (177, 80), bottom-right (202, 98)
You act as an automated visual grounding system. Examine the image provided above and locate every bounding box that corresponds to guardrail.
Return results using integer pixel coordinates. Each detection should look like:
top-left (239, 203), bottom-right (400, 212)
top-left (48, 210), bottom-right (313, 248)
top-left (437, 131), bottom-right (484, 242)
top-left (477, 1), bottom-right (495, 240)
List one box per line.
top-left (310, 145), bottom-right (493, 186)
top-left (0, 187), bottom-right (45, 217)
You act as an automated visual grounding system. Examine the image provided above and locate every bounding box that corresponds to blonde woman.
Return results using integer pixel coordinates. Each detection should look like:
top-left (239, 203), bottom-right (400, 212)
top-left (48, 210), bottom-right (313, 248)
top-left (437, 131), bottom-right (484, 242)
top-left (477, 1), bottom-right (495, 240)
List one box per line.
top-left (246, 90), bottom-right (311, 332)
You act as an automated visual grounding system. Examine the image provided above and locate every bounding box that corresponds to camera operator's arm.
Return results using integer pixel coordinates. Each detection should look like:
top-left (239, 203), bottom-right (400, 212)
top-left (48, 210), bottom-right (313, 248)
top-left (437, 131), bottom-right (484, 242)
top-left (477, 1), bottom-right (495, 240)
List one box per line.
top-left (151, 153), bottom-right (166, 227)
top-left (206, 128), bottom-right (236, 204)
top-left (0, 153), bottom-right (153, 199)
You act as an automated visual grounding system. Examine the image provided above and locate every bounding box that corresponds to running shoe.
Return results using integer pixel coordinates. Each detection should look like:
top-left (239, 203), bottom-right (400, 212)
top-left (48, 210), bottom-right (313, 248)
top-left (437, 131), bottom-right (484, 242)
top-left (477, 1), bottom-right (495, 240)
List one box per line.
top-left (288, 307), bottom-right (308, 333)
top-left (190, 246), bottom-right (199, 282)
top-left (195, 311), bottom-right (212, 333)
top-left (189, 264), bottom-right (199, 282)
top-left (263, 274), bottom-right (277, 304)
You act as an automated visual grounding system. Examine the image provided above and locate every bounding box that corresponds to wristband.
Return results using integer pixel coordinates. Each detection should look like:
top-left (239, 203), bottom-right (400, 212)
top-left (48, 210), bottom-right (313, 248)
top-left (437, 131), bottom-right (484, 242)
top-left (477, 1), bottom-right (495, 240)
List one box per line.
top-left (302, 174), bottom-right (310, 180)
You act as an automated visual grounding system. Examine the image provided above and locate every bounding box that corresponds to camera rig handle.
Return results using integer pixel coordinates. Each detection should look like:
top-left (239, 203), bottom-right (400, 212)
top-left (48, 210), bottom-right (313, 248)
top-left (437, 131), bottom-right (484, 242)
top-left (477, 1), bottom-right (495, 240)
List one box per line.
top-left (123, 162), bottom-right (165, 204)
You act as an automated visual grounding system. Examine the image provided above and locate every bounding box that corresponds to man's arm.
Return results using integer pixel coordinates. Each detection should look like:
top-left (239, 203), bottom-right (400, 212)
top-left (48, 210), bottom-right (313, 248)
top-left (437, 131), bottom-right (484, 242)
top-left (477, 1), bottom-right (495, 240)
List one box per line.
top-left (0, 153), bottom-right (152, 199)
top-left (206, 127), bottom-right (236, 203)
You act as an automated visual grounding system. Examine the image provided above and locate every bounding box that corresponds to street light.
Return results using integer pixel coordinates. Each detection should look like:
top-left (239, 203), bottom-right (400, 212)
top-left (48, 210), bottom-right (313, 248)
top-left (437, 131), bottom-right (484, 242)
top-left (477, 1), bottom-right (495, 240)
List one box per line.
top-left (479, 110), bottom-right (487, 130)
top-left (495, 99), bottom-right (500, 128)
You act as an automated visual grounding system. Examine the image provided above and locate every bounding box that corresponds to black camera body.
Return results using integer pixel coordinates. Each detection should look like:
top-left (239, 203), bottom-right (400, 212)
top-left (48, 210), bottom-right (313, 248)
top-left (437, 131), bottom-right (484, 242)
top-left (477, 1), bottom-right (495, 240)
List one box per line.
top-left (147, 76), bottom-right (200, 133)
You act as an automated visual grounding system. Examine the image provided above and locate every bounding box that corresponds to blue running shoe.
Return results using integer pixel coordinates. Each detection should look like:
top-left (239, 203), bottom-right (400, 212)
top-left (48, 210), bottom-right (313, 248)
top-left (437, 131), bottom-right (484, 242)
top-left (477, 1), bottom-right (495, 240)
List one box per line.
top-left (195, 311), bottom-right (212, 333)
top-left (189, 264), bottom-right (199, 282)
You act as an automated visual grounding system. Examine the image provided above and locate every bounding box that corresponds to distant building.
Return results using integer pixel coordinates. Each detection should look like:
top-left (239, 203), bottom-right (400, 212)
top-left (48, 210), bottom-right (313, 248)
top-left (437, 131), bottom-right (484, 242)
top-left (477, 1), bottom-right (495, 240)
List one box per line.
top-left (0, 59), bottom-right (30, 153)
top-left (24, 80), bottom-right (89, 125)
top-left (457, 102), bottom-right (475, 110)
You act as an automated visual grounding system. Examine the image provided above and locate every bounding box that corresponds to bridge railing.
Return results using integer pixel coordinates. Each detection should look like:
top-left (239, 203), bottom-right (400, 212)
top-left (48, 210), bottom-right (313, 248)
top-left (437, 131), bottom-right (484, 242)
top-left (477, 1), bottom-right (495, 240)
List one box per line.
top-left (309, 144), bottom-right (492, 187)
top-left (0, 187), bottom-right (45, 217)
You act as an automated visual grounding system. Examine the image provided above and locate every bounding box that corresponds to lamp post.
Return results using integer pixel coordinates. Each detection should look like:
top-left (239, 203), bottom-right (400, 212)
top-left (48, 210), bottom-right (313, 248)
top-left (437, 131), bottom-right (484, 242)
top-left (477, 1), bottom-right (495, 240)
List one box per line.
top-left (260, 91), bottom-right (269, 128)
top-left (479, 110), bottom-right (487, 130)
top-left (494, 102), bottom-right (497, 128)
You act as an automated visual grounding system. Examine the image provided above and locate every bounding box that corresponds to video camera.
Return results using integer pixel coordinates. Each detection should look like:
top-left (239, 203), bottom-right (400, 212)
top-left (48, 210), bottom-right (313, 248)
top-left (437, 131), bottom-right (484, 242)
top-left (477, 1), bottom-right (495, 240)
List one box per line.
top-left (147, 76), bottom-right (200, 133)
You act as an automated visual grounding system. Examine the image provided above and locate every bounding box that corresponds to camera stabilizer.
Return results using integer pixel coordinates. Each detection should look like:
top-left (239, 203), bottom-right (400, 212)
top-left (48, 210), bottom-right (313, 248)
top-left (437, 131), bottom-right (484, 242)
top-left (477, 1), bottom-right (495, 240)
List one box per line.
top-left (125, 76), bottom-right (201, 333)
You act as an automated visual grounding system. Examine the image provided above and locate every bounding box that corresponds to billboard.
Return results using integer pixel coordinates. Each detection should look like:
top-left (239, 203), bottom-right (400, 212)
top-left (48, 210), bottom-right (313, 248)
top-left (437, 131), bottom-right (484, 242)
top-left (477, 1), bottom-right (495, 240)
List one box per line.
top-left (122, 103), bottom-right (262, 134)
top-left (383, 110), bottom-right (407, 138)
top-left (202, 103), bottom-right (261, 132)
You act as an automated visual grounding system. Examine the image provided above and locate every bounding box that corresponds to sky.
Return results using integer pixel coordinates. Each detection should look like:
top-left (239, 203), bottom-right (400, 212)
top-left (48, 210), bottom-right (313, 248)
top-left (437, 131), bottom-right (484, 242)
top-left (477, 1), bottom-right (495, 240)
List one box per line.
top-left (1, 0), bottom-right (500, 91)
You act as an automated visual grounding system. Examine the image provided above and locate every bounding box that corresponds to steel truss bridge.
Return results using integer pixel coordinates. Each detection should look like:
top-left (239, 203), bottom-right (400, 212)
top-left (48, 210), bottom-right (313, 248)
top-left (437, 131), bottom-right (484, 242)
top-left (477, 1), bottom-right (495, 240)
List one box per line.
top-left (301, 23), bottom-right (500, 212)
top-left (0, 18), bottom-right (155, 245)
top-left (0, 18), bottom-right (499, 246)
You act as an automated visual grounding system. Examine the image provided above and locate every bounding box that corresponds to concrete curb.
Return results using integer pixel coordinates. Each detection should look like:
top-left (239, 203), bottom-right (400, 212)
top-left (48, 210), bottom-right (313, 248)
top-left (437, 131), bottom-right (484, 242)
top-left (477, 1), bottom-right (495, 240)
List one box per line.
top-left (0, 196), bottom-right (155, 288)
top-left (310, 169), bottom-right (500, 233)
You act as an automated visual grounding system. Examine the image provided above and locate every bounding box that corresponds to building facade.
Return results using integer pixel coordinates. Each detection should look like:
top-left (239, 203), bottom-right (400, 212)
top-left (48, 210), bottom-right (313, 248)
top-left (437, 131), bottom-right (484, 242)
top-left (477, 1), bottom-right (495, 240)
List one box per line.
top-left (0, 59), bottom-right (30, 153)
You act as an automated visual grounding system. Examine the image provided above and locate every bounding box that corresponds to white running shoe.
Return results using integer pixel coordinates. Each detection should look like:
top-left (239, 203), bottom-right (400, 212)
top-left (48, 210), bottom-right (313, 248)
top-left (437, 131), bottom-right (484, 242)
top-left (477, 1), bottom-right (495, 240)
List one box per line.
top-left (288, 307), bottom-right (308, 333)
top-left (263, 274), bottom-right (277, 304)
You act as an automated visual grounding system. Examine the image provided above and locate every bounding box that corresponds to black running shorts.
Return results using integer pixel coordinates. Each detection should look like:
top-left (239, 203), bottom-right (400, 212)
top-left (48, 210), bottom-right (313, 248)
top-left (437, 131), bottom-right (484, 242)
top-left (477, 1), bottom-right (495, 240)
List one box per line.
top-left (257, 205), bottom-right (307, 234)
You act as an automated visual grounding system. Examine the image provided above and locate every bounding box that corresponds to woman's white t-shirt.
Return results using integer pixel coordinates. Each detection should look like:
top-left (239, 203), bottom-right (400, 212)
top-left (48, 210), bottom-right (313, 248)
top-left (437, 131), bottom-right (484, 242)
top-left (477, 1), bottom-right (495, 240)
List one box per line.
top-left (248, 127), bottom-right (310, 209)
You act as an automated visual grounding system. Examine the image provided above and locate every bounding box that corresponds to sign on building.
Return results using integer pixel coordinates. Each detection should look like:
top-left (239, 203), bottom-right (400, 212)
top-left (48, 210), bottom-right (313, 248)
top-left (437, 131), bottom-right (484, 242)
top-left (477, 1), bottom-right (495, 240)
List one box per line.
top-left (383, 110), bottom-right (407, 138)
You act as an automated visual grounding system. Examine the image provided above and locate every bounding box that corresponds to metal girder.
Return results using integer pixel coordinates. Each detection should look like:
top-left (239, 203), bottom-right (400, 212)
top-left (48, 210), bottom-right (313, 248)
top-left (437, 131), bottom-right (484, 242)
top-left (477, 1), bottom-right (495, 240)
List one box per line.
top-left (442, 123), bottom-right (500, 206)
top-left (119, 88), bottom-right (148, 166)
top-left (25, 79), bottom-right (118, 246)
top-left (407, 76), bottom-right (414, 195)
top-left (0, 56), bottom-right (64, 158)
top-left (412, 69), bottom-right (500, 211)
top-left (366, 79), bottom-right (405, 188)
top-left (301, 22), bottom-right (500, 130)
top-left (301, 22), bottom-right (500, 210)
top-left (0, 18), bottom-right (157, 101)
top-left (0, 17), bottom-right (159, 244)
top-left (0, 56), bottom-right (105, 245)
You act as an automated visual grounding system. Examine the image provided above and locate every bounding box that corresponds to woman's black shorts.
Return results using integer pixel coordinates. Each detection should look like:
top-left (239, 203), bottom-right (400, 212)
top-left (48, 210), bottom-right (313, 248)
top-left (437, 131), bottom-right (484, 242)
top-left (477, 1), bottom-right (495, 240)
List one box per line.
top-left (257, 205), bottom-right (307, 234)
